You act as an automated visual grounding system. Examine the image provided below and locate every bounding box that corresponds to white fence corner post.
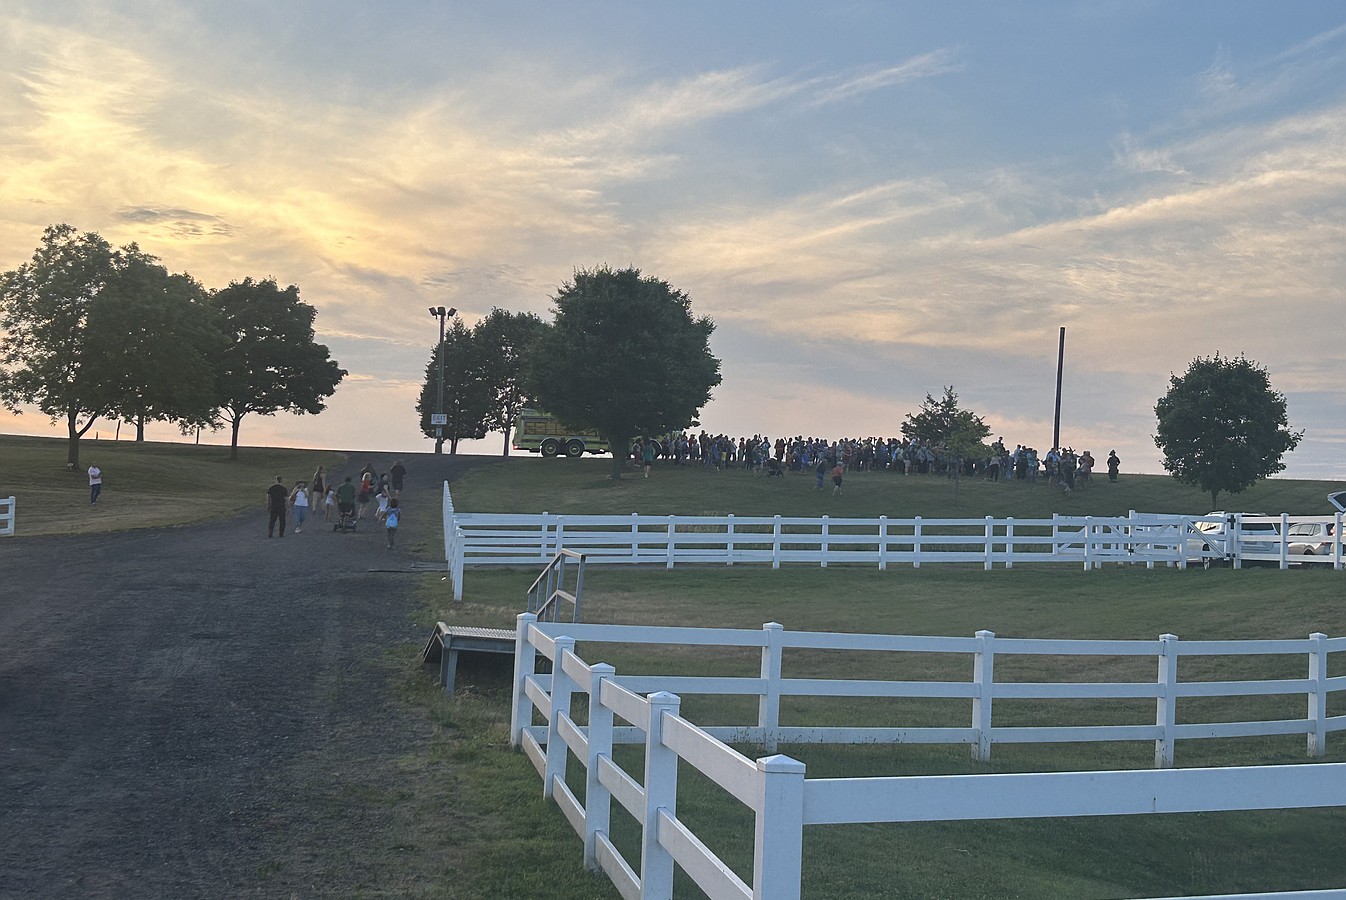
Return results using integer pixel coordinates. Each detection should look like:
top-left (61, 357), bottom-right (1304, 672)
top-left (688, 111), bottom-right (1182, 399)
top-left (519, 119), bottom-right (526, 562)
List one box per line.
top-left (759, 623), bottom-right (784, 753)
top-left (1155, 633), bottom-right (1179, 768)
top-left (753, 754), bottom-right (806, 900)
top-left (510, 613), bottom-right (539, 748)
top-left (584, 662), bottom-right (616, 871)
top-left (543, 636), bottom-right (577, 799)
top-left (971, 630), bottom-right (995, 762)
top-left (1308, 632), bottom-right (1328, 758)
top-left (640, 691), bottom-right (682, 900)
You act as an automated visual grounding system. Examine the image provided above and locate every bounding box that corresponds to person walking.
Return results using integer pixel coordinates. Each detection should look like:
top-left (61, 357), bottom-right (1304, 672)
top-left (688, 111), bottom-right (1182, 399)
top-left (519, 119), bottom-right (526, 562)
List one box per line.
top-left (88, 463), bottom-right (103, 505)
top-left (831, 462), bottom-right (844, 495)
top-left (266, 476), bottom-right (289, 538)
top-left (389, 460), bottom-right (406, 498)
top-left (384, 498), bottom-right (401, 549)
top-left (289, 481), bottom-right (310, 533)
top-left (1107, 450), bottom-right (1121, 483)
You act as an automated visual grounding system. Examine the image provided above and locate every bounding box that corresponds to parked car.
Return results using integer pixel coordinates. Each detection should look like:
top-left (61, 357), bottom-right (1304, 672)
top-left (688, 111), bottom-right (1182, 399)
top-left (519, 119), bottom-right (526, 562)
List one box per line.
top-left (1288, 521), bottom-right (1341, 559)
top-left (1186, 512), bottom-right (1281, 567)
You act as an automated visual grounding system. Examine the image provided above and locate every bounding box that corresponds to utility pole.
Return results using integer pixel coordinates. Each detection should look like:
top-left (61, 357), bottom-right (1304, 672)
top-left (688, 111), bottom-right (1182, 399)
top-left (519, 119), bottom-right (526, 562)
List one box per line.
top-left (1053, 326), bottom-right (1066, 451)
top-left (428, 306), bottom-right (457, 454)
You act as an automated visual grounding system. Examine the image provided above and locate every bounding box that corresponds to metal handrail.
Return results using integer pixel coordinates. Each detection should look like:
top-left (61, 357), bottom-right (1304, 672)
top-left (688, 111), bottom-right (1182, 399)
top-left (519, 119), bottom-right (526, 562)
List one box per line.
top-left (527, 549), bottom-right (587, 623)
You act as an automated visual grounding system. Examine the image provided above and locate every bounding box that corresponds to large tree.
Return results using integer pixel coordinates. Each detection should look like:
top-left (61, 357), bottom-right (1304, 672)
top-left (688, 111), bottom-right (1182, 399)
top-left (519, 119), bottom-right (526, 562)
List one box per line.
top-left (210, 278), bottom-right (345, 459)
top-left (901, 386), bottom-right (991, 451)
top-left (0, 224), bottom-right (123, 467)
top-left (529, 266), bottom-right (721, 479)
top-left (92, 257), bottom-right (221, 441)
top-left (415, 316), bottom-right (492, 454)
top-left (1154, 354), bottom-right (1302, 507)
top-left (474, 307), bottom-right (545, 455)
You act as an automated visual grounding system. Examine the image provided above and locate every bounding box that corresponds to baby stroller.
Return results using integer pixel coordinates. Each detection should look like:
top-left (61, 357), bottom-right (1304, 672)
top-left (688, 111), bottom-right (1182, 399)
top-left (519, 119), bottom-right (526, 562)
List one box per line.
top-left (766, 457), bottom-right (784, 478)
top-left (333, 500), bottom-right (357, 533)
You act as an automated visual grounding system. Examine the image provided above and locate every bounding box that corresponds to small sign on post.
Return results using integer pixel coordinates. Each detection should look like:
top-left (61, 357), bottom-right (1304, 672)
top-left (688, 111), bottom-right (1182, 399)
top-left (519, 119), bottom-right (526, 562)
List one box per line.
top-left (430, 414), bottom-right (448, 425)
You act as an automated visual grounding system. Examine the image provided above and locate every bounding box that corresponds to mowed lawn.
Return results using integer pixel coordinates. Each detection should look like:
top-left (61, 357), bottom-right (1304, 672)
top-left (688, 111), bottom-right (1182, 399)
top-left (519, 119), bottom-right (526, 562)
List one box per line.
top-left (8, 436), bottom-right (1343, 897)
top-left (426, 457), bottom-right (1346, 899)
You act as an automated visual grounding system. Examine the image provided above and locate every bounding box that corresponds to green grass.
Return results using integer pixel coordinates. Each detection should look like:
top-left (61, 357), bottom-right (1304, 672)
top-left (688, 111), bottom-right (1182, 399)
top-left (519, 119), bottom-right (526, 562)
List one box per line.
top-left (0, 433), bottom-right (347, 535)
top-left (421, 458), bottom-right (1346, 898)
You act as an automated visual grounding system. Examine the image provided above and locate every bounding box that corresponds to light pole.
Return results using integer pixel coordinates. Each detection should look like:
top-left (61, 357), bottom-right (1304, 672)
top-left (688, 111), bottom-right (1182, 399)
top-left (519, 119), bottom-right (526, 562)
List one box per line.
top-left (429, 306), bottom-right (457, 454)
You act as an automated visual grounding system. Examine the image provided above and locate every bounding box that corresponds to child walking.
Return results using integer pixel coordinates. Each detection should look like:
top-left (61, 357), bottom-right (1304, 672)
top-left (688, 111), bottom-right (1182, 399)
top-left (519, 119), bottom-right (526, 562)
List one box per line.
top-left (385, 498), bottom-right (400, 549)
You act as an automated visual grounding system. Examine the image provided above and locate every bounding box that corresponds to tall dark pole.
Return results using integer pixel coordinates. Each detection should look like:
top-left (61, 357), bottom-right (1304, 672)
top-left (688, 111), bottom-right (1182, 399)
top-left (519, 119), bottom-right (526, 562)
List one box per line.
top-left (1052, 326), bottom-right (1066, 451)
top-left (429, 306), bottom-right (456, 455)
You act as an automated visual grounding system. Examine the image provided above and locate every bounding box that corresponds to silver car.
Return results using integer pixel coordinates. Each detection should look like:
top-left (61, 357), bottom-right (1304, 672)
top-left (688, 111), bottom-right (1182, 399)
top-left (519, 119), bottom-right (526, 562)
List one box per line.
top-left (1288, 521), bottom-right (1341, 559)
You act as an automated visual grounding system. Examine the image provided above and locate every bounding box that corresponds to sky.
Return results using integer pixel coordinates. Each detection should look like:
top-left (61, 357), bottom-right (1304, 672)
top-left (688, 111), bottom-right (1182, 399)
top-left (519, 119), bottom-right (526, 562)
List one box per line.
top-left (1, 2), bottom-right (1344, 478)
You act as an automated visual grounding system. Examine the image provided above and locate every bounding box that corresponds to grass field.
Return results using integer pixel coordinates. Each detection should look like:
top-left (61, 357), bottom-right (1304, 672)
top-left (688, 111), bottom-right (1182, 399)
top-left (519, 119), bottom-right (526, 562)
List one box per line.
top-left (424, 457), bottom-right (1346, 898)
top-left (9, 437), bottom-right (1343, 897)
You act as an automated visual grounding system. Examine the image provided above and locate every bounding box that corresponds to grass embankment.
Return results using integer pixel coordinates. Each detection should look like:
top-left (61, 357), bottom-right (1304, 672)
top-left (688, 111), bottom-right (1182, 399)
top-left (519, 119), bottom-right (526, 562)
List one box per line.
top-left (0, 433), bottom-right (346, 535)
top-left (420, 458), bottom-right (1346, 898)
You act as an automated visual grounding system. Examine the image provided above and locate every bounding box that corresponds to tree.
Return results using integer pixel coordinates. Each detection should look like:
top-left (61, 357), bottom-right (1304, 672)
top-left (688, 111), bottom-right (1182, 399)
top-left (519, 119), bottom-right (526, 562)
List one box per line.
top-left (529, 266), bottom-right (721, 479)
top-left (415, 316), bottom-right (492, 454)
top-left (901, 386), bottom-right (991, 452)
top-left (474, 308), bottom-right (545, 455)
top-left (0, 224), bottom-right (122, 467)
top-left (1154, 354), bottom-right (1302, 507)
top-left (92, 257), bottom-right (221, 441)
top-left (210, 278), bottom-right (345, 459)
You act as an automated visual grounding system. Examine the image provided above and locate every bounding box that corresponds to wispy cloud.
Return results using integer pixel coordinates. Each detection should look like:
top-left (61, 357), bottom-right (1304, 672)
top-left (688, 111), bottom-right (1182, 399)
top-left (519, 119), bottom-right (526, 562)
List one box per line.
top-left (806, 48), bottom-right (963, 106)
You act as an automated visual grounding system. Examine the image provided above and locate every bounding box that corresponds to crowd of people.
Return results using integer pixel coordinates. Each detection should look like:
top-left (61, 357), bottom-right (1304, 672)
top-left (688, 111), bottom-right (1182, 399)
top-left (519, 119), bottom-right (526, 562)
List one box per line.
top-left (265, 459), bottom-right (407, 548)
top-left (629, 433), bottom-right (1121, 490)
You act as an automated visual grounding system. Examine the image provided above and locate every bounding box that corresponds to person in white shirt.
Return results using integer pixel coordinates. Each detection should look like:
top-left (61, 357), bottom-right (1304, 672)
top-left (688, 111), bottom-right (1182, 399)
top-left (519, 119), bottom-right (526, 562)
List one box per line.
top-left (88, 465), bottom-right (103, 505)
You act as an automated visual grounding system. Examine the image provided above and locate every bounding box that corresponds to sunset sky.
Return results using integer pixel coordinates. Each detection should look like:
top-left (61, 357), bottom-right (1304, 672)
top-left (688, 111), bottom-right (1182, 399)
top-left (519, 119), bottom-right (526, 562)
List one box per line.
top-left (2, 2), bottom-right (1344, 478)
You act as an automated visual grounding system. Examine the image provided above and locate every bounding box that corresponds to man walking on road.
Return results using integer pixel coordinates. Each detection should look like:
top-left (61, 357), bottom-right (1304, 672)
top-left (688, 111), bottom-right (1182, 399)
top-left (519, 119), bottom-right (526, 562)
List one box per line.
top-left (266, 476), bottom-right (289, 537)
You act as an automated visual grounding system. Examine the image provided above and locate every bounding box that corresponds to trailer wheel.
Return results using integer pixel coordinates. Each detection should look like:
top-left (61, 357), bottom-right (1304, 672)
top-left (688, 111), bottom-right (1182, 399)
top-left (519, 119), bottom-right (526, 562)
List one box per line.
top-left (541, 438), bottom-right (561, 457)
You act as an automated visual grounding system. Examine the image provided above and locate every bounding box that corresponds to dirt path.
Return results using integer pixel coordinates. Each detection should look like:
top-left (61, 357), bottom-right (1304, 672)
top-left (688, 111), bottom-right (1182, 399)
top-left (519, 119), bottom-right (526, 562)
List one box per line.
top-left (0, 453), bottom-right (490, 898)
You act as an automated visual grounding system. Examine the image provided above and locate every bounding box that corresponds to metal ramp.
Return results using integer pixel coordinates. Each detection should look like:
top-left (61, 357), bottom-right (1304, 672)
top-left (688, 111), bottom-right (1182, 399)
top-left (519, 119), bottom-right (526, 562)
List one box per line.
top-left (422, 550), bottom-right (587, 695)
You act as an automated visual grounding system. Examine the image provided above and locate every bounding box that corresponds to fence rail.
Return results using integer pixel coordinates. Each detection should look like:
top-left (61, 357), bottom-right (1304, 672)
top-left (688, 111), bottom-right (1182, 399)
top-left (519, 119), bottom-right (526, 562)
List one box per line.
top-left (440, 484), bottom-right (1343, 601)
top-left (509, 615), bottom-right (1346, 899)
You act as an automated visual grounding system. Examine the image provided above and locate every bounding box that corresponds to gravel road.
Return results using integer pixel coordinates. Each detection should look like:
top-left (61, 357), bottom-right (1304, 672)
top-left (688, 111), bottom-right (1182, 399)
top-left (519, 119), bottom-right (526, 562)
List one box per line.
top-left (0, 453), bottom-right (485, 898)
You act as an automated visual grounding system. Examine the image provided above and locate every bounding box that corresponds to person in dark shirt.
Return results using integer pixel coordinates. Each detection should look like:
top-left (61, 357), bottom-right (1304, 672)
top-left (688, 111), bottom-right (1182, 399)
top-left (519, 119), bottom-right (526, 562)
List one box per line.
top-left (390, 460), bottom-right (407, 497)
top-left (266, 476), bottom-right (289, 538)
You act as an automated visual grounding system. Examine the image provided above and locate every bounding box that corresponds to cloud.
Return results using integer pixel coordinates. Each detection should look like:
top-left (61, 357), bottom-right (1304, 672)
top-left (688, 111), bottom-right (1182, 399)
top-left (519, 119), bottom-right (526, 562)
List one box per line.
top-left (806, 49), bottom-right (963, 107)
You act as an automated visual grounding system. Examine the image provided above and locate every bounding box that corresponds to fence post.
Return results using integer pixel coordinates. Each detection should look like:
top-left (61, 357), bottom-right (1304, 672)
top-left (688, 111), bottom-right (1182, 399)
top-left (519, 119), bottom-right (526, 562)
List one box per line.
top-left (983, 516), bottom-right (994, 571)
top-left (631, 512), bottom-right (640, 562)
top-left (452, 530), bottom-right (466, 602)
top-left (543, 636), bottom-right (577, 799)
top-left (1308, 632), bottom-right (1328, 758)
top-left (640, 691), bottom-right (682, 900)
top-left (913, 516), bottom-right (922, 569)
top-left (878, 515), bottom-right (888, 571)
top-left (759, 623), bottom-right (784, 753)
top-left (1051, 513), bottom-right (1060, 559)
top-left (510, 613), bottom-right (539, 748)
top-left (666, 515), bottom-right (676, 570)
top-left (1155, 633), bottom-right (1179, 768)
top-left (1280, 512), bottom-right (1291, 569)
top-left (1230, 514), bottom-right (1243, 569)
top-left (971, 630), bottom-right (995, 762)
top-left (584, 662), bottom-right (616, 871)
top-left (820, 516), bottom-right (829, 569)
top-left (772, 515), bottom-right (782, 570)
top-left (753, 754), bottom-right (806, 900)
top-left (727, 513), bottom-right (736, 566)
top-left (1336, 512), bottom-right (1344, 571)
top-left (1005, 516), bottom-right (1015, 570)
top-left (1083, 516), bottom-right (1094, 572)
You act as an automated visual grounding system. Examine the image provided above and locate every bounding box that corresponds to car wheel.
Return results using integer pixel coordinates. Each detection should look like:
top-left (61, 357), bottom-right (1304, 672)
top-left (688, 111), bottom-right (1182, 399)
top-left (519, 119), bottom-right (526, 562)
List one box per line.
top-left (564, 439), bottom-right (585, 458)
top-left (541, 438), bottom-right (561, 457)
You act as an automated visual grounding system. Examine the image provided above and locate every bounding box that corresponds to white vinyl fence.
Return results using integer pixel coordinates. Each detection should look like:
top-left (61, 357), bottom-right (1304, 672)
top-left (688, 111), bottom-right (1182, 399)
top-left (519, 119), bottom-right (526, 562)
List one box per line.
top-left (441, 483), bottom-right (1343, 601)
top-left (0, 495), bottom-right (14, 536)
top-left (510, 614), bottom-right (1346, 900)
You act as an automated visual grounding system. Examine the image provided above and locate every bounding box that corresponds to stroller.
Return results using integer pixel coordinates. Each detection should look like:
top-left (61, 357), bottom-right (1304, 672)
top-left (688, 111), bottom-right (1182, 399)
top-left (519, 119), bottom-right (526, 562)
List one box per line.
top-left (765, 457), bottom-right (784, 478)
top-left (333, 500), bottom-right (358, 533)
